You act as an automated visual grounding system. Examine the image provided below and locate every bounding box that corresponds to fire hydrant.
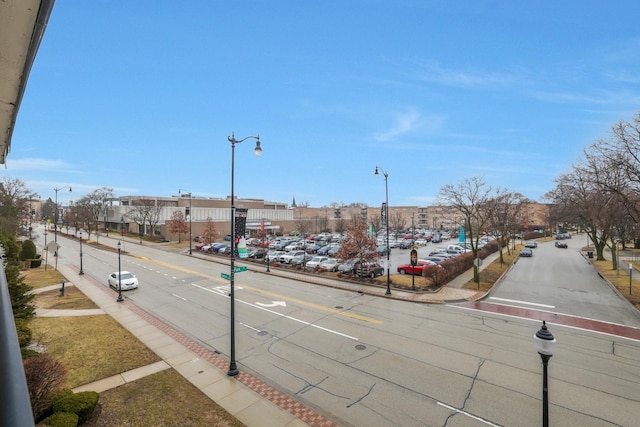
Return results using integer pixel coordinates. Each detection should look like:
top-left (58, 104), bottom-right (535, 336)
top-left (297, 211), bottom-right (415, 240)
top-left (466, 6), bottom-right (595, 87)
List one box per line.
top-left (59, 280), bottom-right (66, 297)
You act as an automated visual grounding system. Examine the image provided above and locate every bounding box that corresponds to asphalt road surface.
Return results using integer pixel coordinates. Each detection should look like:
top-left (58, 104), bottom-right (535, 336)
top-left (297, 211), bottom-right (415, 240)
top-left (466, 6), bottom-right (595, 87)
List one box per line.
top-left (38, 227), bottom-right (640, 427)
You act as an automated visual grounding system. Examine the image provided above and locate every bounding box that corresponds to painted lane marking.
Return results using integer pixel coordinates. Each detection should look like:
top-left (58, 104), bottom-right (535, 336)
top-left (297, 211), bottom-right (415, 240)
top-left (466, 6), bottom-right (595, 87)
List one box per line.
top-left (489, 297), bottom-right (555, 309)
top-left (256, 301), bottom-right (287, 308)
top-left (191, 283), bottom-right (359, 341)
top-left (145, 258), bottom-right (383, 325)
top-left (437, 402), bottom-right (502, 426)
top-left (172, 293), bottom-right (187, 301)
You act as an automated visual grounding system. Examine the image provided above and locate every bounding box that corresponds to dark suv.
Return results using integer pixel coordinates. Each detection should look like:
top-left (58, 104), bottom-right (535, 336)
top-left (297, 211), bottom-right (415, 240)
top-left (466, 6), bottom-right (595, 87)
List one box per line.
top-left (355, 261), bottom-right (384, 278)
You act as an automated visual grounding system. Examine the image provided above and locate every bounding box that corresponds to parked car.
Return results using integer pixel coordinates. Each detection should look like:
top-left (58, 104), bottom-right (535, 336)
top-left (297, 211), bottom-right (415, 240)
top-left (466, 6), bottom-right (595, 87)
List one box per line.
top-left (306, 256), bottom-right (329, 269)
top-left (524, 241), bottom-right (538, 248)
top-left (246, 247), bottom-right (266, 258)
top-left (519, 247), bottom-right (533, 257)
top-left (414, 238), bottom-right (429, 246)
top-left (266, 250), bottom-right (285, 262)
top-left (355, 261), bottom-right (384, 278)
top-left (399, 240), bottom-right (414, 249)
top-left (194, 236), bottom-right (203, 242)
top-left (108, 271), bottom-right (139, 290)
top-left (376, 245), bottom-right (389, 256)
top-left (279, 250), bottom-right (306, 264)
top-left (396, 262), bottom-right (431, 275)
top-left (555, 241), bottom-right (568, 249)
top-left (291, 253), bottom-right (313, 266)
top-left (421, 256), bottom-right (446, 264)
top-left (319, 258), bottom-right (339, 272)
top-left (338, 259), bottom-right (359, 274)
top-left (305, 243), bottom-right (321, 254)
top-left (210, 243), bottom-right (227, 253)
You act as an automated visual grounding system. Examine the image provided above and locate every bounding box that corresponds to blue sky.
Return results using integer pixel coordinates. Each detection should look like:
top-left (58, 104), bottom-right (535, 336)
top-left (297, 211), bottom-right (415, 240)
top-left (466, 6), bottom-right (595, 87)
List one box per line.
top-left (6, 1), bottom-right (640, 208)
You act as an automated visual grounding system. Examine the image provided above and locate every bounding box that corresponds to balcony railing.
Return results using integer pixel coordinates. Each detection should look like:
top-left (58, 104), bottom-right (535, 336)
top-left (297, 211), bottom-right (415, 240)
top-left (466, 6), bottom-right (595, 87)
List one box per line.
top-left (0, 260), bottom-right (34, 426)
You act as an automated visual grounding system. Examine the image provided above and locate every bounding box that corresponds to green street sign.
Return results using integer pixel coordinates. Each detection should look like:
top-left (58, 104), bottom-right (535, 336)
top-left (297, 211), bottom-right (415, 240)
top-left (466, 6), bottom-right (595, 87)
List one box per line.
top-left (234, 266), bottom-right (247, 273)
top-left (220, 272), bottom-right (231, 280)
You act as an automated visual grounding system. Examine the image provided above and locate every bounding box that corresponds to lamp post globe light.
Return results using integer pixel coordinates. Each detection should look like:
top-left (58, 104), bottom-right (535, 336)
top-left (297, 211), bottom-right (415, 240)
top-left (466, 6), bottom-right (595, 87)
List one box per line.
top-left (227, 132), bottom-right (262, 377)
top-left (179, 189), bottom-right (193, 255)
top-left (78, 231), bottom-right (84, 275)
top-left (53, 186), bottom-right (72, 243)
top-left (533, 320), bottom-right (556, 427)
top-left (374, 166), bottom-right (391, 295)
top-left (116, 241), bottom-right (124, 302)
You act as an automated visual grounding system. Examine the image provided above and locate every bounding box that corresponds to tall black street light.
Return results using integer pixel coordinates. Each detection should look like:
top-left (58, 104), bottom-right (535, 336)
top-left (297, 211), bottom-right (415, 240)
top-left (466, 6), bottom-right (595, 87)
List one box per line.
top-left (533, 320), bottom-right (556, 427)
top-left (116, 241), bottom-right (124, 302)
top-left (78, 231), bottom-right (84, 275)
top-left (227, 132), bottom-right (262, 376)
top-left (179, 189), bottom-right (193, 254)
top-left (374, 166), bottom-right (391, 295)
top-left (53, 186), bottom-right (72, 243)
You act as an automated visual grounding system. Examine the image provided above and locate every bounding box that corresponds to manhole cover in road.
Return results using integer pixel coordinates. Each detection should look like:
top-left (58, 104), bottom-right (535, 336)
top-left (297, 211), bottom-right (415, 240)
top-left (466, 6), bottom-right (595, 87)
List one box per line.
top-left (355, 344), bottom-right (366, 350)
top-left (335, 306), bottom-right (344, 309)
top-left (257, 331), bottom-right (268, 336)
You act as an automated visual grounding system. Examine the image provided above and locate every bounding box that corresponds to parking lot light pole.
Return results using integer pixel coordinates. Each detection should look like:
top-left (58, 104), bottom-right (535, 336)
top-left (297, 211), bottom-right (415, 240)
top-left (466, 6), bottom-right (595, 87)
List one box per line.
top-left (53, 186), bottom-right (72, 243)
top-left (116, 241), bottom-right (124, 302)
top-left (374, 166), bottom-right (391, 295)
top-left (227, 132), bottom-right (262, 377)
top-left (78, 231), bottom-right (84, 275)
top-left (179, 189), bottom-right (193, 254)
top-left (533, 320), bottom-right (556, 427)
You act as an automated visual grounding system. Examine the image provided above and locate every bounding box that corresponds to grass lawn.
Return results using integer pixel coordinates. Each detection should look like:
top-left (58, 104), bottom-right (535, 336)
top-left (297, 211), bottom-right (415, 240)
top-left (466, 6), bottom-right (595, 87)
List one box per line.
top-left (24, 267), bottom-right (244, 426)
top-left (591, 259), bottom-right (640, 310)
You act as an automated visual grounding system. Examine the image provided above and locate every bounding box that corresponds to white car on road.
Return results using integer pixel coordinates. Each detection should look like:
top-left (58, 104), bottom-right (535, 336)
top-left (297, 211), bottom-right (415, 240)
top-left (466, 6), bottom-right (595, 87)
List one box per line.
top-left (108, 271), bottom-right (139, 290)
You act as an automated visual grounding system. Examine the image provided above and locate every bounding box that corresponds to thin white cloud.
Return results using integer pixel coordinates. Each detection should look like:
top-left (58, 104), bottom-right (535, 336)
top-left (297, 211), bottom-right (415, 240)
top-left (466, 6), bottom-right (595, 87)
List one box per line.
top-left (373, 110), bottom-right (421, 141)
top-left (413, 61), bottom-right (518, 89)
top-left (373, 109), bottom-right (445, 142)
top-left (5, 158), bottom-right (73, 171)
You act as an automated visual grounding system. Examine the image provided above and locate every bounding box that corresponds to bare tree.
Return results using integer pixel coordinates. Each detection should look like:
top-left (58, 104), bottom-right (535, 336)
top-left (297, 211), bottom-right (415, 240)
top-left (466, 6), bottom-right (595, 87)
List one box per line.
top-left (0, 177), bottom-right (36, 235)
top-left (167, 210), bottom-right (188, 242)
top-left (127, 198), bottom-right (162, 243)
top-left (389, 211), bottom-right (406, 238)
top-left (486, 189), bottom-right (528, 260)
top-left (335, 217), bottom-right (377, 262)
top-left (202, 218), bottom-right (218, 244)
top-left (295, 217), bottom-right (312, 238)
top-left (439, 176), bottom-right (495, 282)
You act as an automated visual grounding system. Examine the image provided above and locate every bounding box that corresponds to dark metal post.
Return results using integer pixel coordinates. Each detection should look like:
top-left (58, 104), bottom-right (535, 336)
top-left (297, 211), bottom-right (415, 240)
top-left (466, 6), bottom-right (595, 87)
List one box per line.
top-left (534, 321), bottom-right (556, 427)
top-left (53, 186), bottom-right (71, 243)
top-left (541, 353), bottom-right (550, 427)
top-left (79, 231), bottom-right (84, 275)
top-left (227, 132), bottom-right (261, 377)
top-left (116, 241), bottom-right (124, 302)
top-left (375, 166), bottom-right (391, 295)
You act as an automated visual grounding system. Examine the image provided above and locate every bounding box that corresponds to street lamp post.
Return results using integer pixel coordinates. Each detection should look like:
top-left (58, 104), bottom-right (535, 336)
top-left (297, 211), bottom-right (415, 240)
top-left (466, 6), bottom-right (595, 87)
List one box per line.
top-left (374, 166), bottom-right (391, 295)
top-left (44, 230), bottom-right (48, 271)
top-left (227, 132), bottom-right (262, 377)
top-left (53, 186), bottom-right (72, 243)
top-left (116, 241), bottom-right (124, 302)
top-left (179, 189), bottom-right (193, 254)
top-left (533, 320), bottom-right (556, 427)
top-left (78, 231), bottom-right (84, 275)
top-left (630, 263), bottom-right (633, 295)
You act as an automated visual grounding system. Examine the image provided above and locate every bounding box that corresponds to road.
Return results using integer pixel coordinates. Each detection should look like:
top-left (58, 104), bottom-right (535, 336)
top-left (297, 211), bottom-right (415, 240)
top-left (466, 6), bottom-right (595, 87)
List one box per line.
top-left (35, 226), bottom-right (640, 427)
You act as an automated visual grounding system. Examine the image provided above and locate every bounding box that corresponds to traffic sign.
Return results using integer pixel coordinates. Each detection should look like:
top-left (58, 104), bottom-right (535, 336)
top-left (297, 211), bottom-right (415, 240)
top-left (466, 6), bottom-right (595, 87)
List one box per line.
top-left (234, 266), bottom-right (247, 273)
top-left (220, 272), bottom-right (231, 280)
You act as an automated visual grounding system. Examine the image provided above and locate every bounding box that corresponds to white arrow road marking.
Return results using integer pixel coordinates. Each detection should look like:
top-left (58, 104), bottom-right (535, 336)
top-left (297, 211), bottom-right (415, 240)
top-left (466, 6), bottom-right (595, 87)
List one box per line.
top-left (256, 301), bottom-right (287, 308)
top-left (190, 283), bottom-right (358, 341)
